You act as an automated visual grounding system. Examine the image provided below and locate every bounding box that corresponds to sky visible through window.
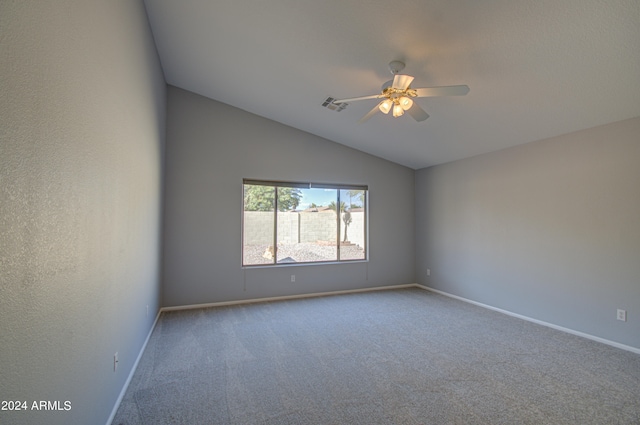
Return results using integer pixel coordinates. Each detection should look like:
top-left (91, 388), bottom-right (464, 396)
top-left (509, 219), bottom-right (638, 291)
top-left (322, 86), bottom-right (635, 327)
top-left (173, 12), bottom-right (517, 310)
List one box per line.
top-left (297, 189), bottom-right (335, 210)
top-left (296, 189), bottom-right (362, 211)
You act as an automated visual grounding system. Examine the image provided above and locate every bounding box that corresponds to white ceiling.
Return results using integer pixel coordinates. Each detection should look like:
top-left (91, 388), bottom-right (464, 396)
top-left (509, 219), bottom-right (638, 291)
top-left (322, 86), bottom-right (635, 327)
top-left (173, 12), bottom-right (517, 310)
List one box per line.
top-left (143, 0), bottom-right (640, 169)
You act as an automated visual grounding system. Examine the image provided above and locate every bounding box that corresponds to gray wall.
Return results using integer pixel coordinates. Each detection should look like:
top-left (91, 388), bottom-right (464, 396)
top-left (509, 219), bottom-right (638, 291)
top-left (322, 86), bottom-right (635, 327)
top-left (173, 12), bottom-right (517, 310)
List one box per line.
top-left (0, 2), bottom-right (165, 425)
top-left (416, 117), bottom-right (640, 349)
top-left (162, 86), bottom-right (415, 307)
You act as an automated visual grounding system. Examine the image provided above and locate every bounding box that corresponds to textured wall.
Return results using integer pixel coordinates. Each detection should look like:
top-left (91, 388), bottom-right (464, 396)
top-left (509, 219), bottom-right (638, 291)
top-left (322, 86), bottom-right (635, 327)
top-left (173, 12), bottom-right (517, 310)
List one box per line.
top-left (0, 2), bottom-right (165, 424)
top-left (415, 117), bottom-right (640, 349)
top-left (162, 86), bottom-right (415, 307)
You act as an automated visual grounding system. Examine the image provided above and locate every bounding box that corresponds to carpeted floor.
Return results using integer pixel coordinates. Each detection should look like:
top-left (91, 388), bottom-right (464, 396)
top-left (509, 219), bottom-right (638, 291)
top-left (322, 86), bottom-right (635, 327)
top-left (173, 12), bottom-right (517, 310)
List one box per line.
top-left (113, 288), bottom-right (640, 424)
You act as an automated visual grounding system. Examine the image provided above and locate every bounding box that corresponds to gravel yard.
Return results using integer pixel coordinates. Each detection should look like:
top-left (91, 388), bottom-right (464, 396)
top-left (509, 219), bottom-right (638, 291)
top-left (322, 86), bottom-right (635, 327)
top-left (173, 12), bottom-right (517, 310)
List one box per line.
top-left (244, 242), bottom-right (365, 265)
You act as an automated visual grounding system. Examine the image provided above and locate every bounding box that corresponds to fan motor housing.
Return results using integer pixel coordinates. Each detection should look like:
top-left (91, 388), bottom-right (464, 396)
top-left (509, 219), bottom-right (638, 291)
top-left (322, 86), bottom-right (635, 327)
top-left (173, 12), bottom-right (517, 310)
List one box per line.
top-left (388, 60), bottom-right (405, 74)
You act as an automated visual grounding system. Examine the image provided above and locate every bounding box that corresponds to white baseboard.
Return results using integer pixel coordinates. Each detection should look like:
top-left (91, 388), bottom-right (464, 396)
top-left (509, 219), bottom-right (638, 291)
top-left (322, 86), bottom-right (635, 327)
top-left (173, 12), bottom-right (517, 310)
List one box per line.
top-left (160, 283), bottom-right (417, 312)
top-left (415, 284), bottom-right (640, 355)
top-left (105, 309), bottom-right (162, 425)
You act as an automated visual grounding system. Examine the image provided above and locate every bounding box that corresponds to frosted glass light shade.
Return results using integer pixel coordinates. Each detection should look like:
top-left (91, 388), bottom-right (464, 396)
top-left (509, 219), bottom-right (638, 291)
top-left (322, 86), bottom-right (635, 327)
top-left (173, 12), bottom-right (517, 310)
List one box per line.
top-left (379, 99), bottom-right (393, 114)
top-left (399, 96), bottom-right (413, 110)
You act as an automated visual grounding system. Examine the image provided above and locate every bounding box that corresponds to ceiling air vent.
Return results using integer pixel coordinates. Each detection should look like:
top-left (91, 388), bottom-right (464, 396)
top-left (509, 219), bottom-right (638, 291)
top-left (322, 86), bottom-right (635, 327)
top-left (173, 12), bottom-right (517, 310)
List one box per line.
top-left (322, 97), bottom-right (348, 112)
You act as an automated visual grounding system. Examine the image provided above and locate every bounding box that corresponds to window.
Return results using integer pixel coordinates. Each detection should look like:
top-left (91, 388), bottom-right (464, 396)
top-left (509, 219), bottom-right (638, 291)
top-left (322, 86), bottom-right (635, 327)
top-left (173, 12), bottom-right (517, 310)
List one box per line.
top-left (242, 180), bottom-right (367, 266)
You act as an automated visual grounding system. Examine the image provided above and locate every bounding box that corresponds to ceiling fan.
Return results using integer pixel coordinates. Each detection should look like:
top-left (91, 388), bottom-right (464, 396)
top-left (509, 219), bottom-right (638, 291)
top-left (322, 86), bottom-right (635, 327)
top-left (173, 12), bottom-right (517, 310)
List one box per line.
top-left (333, 61), bottom-right (469, 123)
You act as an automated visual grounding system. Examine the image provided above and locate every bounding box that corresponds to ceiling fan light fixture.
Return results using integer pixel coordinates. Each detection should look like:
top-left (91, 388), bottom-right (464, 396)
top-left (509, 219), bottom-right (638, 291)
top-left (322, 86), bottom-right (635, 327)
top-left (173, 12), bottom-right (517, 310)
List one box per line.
top-left (392, 103), bottom-right (404, 117)
top-left (399, 96), bottom-right (413, 110)
top-left (332, 61), bottom-right (469, 123)
top-left (379, 99), bottom-right (393, 114)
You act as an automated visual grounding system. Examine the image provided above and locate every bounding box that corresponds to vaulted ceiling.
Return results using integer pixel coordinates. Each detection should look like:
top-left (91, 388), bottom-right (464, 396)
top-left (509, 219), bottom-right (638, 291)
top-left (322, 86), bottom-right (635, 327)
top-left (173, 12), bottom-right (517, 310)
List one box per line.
top-left (143, 0), bottom-right (640, 169)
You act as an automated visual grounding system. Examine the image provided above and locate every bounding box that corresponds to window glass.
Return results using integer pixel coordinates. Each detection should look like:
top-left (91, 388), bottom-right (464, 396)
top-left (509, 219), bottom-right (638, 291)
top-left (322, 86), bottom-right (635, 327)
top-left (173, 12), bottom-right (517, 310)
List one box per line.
top-left (243, 184), bottom-right (275, 266)
top-left (339, 189), bottom-right (366, 261)
top-left (277, 188), bottom-right (337, 263)
top-left (242, 181), bottom-right (367, 266)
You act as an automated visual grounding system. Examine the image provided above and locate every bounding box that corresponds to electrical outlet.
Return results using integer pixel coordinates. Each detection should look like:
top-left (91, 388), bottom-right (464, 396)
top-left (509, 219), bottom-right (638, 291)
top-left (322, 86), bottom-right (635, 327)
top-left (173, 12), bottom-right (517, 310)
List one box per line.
top-left (114, 352), bottom-right (119, 372)
top-left (617, 309), bottom-right (627, 322)
top-left (291, 275), bottom-right (295, 282)
top-left (427, 268), bottom-right (430, 276)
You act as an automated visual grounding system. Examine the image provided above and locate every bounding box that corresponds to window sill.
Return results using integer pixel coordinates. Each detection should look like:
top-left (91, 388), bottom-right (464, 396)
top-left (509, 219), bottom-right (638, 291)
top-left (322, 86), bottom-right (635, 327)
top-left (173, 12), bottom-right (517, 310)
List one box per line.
top-left (242, 259), bottom-right (368, 269)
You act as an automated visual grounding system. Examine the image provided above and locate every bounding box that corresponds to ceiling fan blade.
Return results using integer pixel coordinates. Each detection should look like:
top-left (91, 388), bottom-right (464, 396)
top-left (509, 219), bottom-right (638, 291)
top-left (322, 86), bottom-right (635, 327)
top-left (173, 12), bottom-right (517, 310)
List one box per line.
top-left (333, 94), bottom-right (381, 103)
top-left (414, 85), bottom-right (469, 97)
top-left (392, 74), bottom-right (414, 90)
top-left (406, 103), bottom-right (430, 122)
top-left (358, 102), bottom-right (383, 123)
